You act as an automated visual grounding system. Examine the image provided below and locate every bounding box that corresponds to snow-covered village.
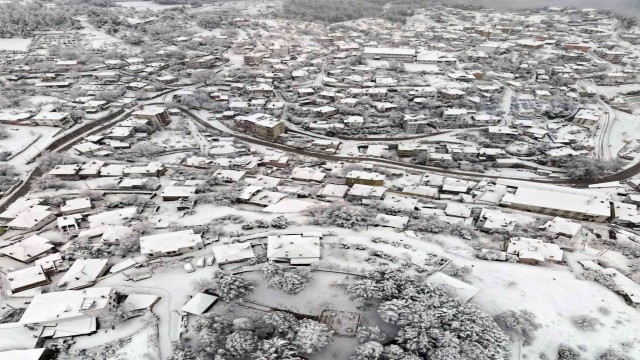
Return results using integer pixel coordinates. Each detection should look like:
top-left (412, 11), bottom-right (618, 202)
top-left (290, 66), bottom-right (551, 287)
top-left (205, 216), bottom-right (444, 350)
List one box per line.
top-left (2, 0), bottom-right (640, 359)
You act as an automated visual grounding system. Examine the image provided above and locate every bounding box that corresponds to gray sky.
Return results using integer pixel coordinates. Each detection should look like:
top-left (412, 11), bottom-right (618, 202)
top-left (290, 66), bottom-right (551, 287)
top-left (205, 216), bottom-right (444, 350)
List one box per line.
top-left (447, 0), bottom-right (640, 13)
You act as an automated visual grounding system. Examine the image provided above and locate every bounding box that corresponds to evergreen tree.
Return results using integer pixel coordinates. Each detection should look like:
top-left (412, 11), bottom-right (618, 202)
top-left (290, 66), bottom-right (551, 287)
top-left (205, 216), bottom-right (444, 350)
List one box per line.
top-left (293, 319), bottom-right (333, 354)
top-left (210, 271), bottom-right (255, 302)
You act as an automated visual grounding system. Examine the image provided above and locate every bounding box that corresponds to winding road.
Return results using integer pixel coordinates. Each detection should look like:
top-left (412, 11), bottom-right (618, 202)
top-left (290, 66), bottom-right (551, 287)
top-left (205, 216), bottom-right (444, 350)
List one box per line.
top-left (178, 107), bottom-right (640, 187)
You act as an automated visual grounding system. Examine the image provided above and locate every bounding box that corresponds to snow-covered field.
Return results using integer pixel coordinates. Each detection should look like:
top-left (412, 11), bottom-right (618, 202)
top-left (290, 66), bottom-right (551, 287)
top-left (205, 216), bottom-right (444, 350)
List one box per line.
top-left (595, 83), bottom-right (640, 98)
top-left (609, 110), bottom-right (640, 157)
top-left (77, 17), bottom-right (127, 49)
top-left (403, 63), bottom-right (441, 73)
top-left (1, 125), bottom-right (60, 174)
top-left (0, 38), bottom-right (31, 51)
top-left (117, 1), bottom-right (187, 10)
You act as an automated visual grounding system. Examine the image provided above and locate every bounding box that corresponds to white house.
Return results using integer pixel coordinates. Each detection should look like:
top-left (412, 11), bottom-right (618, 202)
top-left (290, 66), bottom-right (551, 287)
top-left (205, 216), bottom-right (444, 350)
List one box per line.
top-left (32, 111), bottom-right (73, 128)
top-left (267, 233), bottom-right (321, 265)
top-left (504, 237), bottom-right (564, 265)
top-left (317, 184), bottom-right (349, 200)
top-left (499, 181), bottom-right (610, 222)
top-left (346, 184), bottom-right (386, 202)
top-left (60, 198), bottom-right (92, 215)
top-left (0, 198), bottom-right (44, 221)
top-left (476, 208), bottom-right (517, 232)
top-left (6, 265), bottom-right (50, 293)
top-left (56, 259), bottom-right (110, 290)
top-left (7, 206), bottom-right (56, 231)
top-left (211, 243), bottom-right (255, 265)
top-left (140, 230), bottom-right (204, 257)
top-left (290, 167), bottom-right (326, 182)
top-left (161, 186), bottom-right (197, 201)
top-left (0, 235), bottom-right (54, 263)
top-left (442, 108), bottom-right (467, 121)
top-left (19, 287), bottom-right (117, 338)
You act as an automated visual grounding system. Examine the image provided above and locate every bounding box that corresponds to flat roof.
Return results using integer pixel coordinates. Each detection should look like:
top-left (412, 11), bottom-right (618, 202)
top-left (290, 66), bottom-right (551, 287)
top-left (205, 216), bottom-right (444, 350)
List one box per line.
top-left (499, 181), bottom-right (611, 218)
top-left (182, 293), bottom-right (218, 315)
top-left (140, 230), bottom-right (203, 255)
top-left (132, 106), bottom-right (166, 116)
top-left (346, 170), bottom-right (385, 181)
top-left (211, 242), bottom-right (255, 264)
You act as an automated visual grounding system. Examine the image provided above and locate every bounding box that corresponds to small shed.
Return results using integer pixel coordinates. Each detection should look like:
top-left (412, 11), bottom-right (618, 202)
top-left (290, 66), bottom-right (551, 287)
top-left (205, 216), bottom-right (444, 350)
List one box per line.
top-left (181, 293), bottom-right (219, 315)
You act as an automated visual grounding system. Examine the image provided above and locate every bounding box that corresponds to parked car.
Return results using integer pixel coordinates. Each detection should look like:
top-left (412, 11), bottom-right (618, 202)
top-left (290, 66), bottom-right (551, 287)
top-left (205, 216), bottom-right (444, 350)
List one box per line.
top-left (205, 256), bottom-right (215, 266)
top-left (196, 257), bottom-right (205, 268)
top-left (183, 263), bottom-right (195, 273)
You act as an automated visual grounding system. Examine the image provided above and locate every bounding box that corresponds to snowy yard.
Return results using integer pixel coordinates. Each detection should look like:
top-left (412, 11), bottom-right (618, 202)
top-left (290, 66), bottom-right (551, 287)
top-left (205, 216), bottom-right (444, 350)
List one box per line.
top-left (595, 83), bottom-right (640, 98)
top-left (117, 1), bottom-right (187, 10)
top-left (71, 318), bottom-right (160, 360)
top-left (1, 125), bottom-right (60, 174)
top-left (285, 226), bottom-right (640, 359)
top-left (609, 110), bottom-right (640, 158)
top-left (0, 38), bottom-right (31, 51)
top-left (403, 63), bottom-right (441, 73)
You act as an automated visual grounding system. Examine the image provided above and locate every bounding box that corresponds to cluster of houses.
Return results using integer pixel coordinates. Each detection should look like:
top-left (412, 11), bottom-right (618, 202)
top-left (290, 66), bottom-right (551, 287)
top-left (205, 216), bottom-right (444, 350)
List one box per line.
top-left (3, 5), bottom-right (640, 358)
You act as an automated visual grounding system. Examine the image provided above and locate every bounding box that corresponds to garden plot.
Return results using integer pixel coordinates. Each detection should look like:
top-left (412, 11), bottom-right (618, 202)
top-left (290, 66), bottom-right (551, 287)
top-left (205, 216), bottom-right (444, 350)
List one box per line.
top-left (236, 270), bottom-right (397, 360)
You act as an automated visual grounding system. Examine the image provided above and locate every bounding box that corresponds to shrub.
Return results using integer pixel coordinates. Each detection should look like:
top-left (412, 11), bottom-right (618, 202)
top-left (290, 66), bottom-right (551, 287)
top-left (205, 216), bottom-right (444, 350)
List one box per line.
top-left (557, 344), bottom-right (581, 360)
top-left (494, 310), bottom-right (541, 346)
top-left (570, 314), bottom-right (600, 332)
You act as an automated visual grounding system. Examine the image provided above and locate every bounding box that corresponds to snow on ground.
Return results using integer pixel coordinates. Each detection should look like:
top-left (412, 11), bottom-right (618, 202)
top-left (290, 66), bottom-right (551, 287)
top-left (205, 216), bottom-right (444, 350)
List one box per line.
top-left (77, 17), bottom-right (127, 50)
top-left (425, 74), bottom-right (471, 90)
top-left (98, 254), bottom-right (220, 359)
top-left (403, 63), bottom-right (441, 73)
top-left (243, 270), bottom-right (361, 317)
top-left (238, 270), bottom-right (395, 360)
top-left (71, 316), bottom-right (160, 360)
top-left (71, 316), bottom-right (148, 350)
top-left (0, 38), bottom-right (31, 51)
top-left (225, 50), bottom-right (245, 68)
top-left (175, 203), bottom-right (290, 227)
top-left (262, 198), bottom-right (316, 213)
top-left (484, 167), bottom-right (546, 180)
top-left (155, 153), bottom-right (189, 164)
top-left (609, 110), bottom-right (640, 157)
top-left (1, 125), bottom-right (60, 174)
top-left (117, 1), bottom-right (187, 10)
top-left (110, 325), bottom-right (160, 360)
top-left (283, 225), bottom-right (640, 359)
top-left (148, 128), bottom-right (198, 150)
top-left (27, 95), bottom-right (67, 106)
top-left (595, 83), bottom-right (640, 98)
